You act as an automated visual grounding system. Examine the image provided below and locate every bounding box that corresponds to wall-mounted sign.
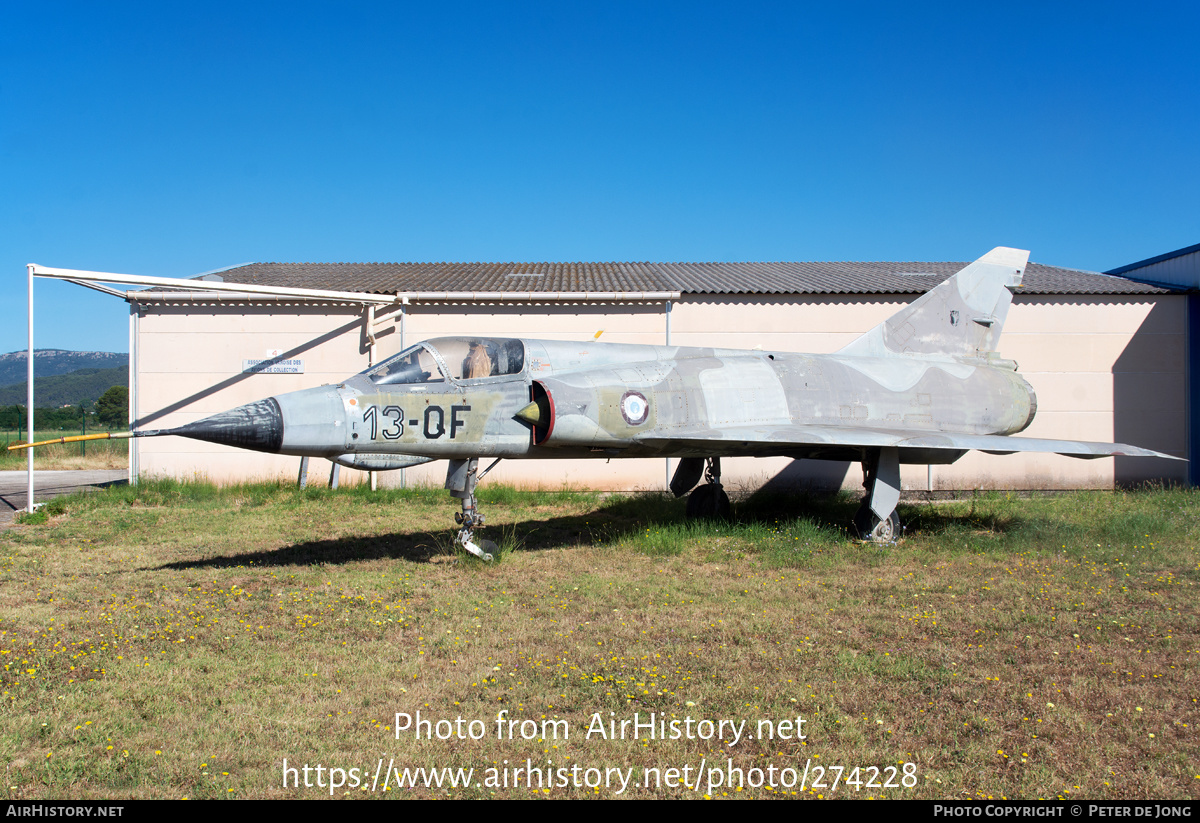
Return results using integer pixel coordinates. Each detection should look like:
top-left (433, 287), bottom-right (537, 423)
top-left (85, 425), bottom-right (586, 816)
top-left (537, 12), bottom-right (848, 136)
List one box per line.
top-left (243, 349), bottom-right (304, 374)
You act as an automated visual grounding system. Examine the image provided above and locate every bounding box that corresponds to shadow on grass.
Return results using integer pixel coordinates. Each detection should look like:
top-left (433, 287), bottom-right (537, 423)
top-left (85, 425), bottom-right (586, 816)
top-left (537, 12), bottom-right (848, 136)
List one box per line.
top-left (148, 530), bottom-right (452, 569)
top-left (144, 489), bottom-right (870, 570)
top-left (146, 498), bottom-right (688, 570)
top-left (106, 483), bottom-right (1174, 572)
top-left (898, 496), bottom-right (1028, 538)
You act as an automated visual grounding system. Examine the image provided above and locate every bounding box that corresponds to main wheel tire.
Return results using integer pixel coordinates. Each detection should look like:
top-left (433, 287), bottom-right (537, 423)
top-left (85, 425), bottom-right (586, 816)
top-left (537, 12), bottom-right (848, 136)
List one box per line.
top-left (853, 504), bottom-right (900, 542)
top-left (686, 483), bottom-right (731, 520)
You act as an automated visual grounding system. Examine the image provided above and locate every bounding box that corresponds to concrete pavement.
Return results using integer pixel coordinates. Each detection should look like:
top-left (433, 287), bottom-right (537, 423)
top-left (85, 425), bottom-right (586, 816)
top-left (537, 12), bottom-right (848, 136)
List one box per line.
top-left (0, 470), bottom-right (128, 526)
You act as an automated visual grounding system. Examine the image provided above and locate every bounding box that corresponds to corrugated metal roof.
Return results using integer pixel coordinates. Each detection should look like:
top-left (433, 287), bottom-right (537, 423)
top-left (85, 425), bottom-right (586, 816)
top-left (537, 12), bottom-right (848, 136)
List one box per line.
top-left (207, 260), bottom-right (1173, 296)
top-left (1105, 242), bottom-right (1200, 291)
top-left (1106, 241), bottom-right (1200, 275)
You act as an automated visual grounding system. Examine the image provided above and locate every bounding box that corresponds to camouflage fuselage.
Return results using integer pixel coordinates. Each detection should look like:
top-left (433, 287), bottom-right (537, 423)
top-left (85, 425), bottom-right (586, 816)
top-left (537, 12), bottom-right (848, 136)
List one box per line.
top-left (262, 338), bottom-right (1037, 464)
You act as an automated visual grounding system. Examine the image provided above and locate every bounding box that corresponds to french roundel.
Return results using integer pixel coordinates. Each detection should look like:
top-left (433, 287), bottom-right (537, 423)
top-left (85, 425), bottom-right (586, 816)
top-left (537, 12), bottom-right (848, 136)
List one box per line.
top-left (620, 391), bottom-right (650, 426)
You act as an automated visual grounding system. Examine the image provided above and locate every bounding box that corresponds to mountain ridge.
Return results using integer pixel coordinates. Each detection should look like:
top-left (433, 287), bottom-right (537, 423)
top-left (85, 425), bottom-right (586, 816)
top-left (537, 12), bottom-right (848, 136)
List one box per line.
top-left (0, 350), bottom-right (128, 388)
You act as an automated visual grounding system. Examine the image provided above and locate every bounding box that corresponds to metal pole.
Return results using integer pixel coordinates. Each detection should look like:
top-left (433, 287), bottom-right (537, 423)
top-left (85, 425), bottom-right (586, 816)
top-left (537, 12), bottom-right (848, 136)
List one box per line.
top-left (396, 302), bottom-right (407, 491)
top-left (129, 305), bottom-right (139, 484)
top-left (664, 299), bottom-right (672, 492)
top-left (26, 264), bottom-right (34, 513)
top-left (366, 305), bottom-right (376, 493)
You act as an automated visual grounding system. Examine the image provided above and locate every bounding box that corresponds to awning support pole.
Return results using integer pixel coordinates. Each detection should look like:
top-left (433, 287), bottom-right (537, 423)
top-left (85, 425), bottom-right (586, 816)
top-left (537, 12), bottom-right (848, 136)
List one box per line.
top-left (26, 265), bottom-right (34, 513)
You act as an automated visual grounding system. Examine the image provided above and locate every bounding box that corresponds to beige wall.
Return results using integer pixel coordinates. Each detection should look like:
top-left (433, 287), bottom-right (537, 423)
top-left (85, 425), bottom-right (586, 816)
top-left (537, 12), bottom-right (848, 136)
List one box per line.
top-left (132, 293), bottom-right (1187, 492)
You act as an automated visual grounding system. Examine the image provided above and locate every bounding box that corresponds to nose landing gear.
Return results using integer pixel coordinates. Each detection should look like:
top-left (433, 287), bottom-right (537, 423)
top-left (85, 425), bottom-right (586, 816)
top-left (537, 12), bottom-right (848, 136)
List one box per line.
top-left (447, 457), bottom-right (499, 561)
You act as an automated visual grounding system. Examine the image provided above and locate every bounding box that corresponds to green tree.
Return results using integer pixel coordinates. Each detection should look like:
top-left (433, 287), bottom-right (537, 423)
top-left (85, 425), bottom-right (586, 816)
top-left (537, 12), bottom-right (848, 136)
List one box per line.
top-left (96, 385), bottom-right (128, 428)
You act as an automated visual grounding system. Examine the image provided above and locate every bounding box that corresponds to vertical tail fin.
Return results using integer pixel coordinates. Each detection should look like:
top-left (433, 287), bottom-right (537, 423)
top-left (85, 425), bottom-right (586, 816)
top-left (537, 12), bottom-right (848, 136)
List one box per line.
top-left (837, 246), bottom-right (1029, 359)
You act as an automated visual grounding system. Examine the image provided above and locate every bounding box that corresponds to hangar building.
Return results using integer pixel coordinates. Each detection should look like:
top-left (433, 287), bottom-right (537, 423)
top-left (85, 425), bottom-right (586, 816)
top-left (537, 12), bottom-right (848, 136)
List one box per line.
top-left (124, 255), bottom-right (1188, 493)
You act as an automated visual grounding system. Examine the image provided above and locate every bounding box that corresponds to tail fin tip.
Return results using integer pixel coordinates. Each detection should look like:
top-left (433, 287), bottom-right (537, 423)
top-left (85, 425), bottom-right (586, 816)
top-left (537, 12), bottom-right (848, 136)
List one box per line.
top-left (980, 246), bottom-right (1030, 269)
top-left (837, 246), bottom-right (1030, 359)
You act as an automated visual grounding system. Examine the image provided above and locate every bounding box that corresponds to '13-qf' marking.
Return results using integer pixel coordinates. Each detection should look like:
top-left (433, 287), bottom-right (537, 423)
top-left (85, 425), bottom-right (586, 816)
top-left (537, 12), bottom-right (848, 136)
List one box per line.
top-left (363, 404), bottom-right (471, 440)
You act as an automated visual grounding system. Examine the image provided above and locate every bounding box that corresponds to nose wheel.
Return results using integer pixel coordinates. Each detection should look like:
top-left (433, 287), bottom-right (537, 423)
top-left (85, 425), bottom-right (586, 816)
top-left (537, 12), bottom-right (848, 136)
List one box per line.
top-left (458, 533), bottom-right (498, 562)
top-left (454, 508), bottom-right (497, 562)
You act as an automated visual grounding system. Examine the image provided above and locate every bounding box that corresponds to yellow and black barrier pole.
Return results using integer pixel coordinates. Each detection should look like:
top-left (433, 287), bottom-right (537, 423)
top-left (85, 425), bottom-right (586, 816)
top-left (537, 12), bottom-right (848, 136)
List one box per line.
top-left (7, 431), bottom-right (135, 451)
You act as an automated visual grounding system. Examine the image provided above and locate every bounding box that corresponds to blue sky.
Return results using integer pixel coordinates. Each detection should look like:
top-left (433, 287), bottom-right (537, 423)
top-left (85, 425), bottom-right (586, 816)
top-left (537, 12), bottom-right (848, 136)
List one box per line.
top-left (3, 1), bottom-right (1197, 354)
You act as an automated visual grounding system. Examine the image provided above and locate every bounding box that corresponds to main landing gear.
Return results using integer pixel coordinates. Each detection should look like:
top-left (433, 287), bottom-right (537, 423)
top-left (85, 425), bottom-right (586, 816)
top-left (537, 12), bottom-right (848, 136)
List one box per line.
top-left (854, 447), bottom-right (901, 543)
top-left (446, 457), bottom-right (499, 561)
top-left (673, 457), bottom-right (731, 520)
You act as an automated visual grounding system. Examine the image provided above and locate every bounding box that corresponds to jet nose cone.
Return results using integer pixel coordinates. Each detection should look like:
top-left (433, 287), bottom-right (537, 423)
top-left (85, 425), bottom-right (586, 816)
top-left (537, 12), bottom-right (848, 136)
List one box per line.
top-left (170, 398), bottom-right (284, 453)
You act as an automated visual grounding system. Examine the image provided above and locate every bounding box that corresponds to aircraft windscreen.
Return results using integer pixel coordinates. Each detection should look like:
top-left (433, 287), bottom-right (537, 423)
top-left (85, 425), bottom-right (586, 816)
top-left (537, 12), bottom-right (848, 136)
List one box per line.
top-left (363, 339), bottom-right (525, 386)
top-left (364, 345), bottom-right (446, 386)
top-left (427, 338), bottom-right (525, 381)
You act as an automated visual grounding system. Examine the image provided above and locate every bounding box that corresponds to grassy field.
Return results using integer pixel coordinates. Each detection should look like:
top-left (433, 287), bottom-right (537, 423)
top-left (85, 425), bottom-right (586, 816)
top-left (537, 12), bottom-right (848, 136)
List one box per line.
top-left (1, 431), bottom-right (127, 471)
top-left (0, 481), bottom-right (1196, 799)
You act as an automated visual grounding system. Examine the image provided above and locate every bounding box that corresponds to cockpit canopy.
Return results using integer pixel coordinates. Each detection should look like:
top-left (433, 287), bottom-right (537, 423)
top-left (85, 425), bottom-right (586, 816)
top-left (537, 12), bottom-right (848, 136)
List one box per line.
top-left (364, 338), bottom-right (525, 386)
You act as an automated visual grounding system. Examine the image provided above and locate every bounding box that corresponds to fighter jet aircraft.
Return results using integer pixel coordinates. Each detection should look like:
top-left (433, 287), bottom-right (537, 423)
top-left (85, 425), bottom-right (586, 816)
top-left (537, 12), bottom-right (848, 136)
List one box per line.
top-left (14, 247), bottom-right (1179, 557)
